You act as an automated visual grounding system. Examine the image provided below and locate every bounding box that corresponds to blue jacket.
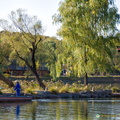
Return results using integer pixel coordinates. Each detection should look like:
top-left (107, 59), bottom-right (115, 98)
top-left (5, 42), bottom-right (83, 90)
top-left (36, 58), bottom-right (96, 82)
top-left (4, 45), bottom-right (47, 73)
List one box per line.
top-left (14, 82), bottom-right (21, 91)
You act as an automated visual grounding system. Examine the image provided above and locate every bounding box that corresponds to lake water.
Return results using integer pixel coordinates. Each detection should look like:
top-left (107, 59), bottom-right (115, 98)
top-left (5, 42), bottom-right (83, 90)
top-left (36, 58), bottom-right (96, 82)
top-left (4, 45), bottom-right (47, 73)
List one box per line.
top-left (0, 98), bottom-right (120, 120)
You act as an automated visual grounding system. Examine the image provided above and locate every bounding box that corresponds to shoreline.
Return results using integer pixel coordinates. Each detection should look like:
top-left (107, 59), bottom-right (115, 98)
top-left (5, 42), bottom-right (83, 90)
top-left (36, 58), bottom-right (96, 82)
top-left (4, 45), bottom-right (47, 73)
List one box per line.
top-left (1, 90), bottom-right (120, 100)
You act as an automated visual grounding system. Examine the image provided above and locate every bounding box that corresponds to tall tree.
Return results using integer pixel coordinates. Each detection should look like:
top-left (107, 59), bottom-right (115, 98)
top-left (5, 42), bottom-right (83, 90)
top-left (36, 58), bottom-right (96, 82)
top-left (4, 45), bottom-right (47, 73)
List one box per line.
top-left (42, 37), bottom-right (62, 81)
top-left (0, 34), bottom-right (14, 87)
top-left (54, 0), bottom-right (120, 85)
top-left (0, 9), bottom-right (46, 89)
top-left (113, 33), bottom-right (120, 73)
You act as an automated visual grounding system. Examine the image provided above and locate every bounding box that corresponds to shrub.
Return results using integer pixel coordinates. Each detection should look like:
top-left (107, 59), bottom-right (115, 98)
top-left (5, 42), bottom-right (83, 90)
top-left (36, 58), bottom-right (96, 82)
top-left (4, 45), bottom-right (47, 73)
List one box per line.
top-left (3, 73), bottom-right (10, 78)
top-left (24, 88), bottom-right (34, 94)
top-left (82, 86), bottom-right (88, 91)
top-left (0, 90), bottom-right (2, 94)
top-left (49, 87), bottom-right (59, 94)
top-left (59, 86), bottom-right (69, 93)
top-left (111, 87), bottom-right (120, 92)
top-left (71, 88), bottom-right (80, 93)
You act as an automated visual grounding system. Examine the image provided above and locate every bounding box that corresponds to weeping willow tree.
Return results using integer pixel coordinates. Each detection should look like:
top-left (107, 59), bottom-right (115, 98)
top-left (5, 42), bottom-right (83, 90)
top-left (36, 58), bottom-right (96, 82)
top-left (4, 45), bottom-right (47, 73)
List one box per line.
top-left (45, 41), bottom-right (57, 80)
top-left (113, 33), bottom-right (120, 73)
top-left (42, 38), bottom-right (62, 81)
top-left (53, 0), bottom-right (120, 85)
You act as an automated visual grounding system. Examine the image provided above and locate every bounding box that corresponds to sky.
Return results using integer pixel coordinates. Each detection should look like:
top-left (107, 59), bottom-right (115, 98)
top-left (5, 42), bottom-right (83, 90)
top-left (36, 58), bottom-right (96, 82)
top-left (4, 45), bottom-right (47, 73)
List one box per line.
top-left (0, 0), bottom-right (120, 37)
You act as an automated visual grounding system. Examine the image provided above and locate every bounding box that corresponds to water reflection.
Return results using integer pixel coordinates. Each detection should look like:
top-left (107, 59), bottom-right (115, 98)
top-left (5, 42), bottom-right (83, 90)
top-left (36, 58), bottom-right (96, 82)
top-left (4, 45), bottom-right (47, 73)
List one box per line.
top-left (0, 98), bottom-right (120, 120)
top-left (34, 98), bottom-right (120, 120)
top-left (16, 105), bottom-right (20, 119)
top-left (0, 102), bottom-right (32, 120)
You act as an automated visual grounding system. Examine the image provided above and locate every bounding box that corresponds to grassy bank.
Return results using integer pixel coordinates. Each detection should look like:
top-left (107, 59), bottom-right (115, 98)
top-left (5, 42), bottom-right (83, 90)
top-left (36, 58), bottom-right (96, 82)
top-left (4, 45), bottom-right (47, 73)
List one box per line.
top-left (0, 76), bottom-right (120, 94)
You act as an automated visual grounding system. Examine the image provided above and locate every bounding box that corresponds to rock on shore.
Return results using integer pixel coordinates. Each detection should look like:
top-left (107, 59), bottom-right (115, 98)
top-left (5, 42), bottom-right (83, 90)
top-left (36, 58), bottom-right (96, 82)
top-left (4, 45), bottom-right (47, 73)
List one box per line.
top-left (1, 90), bottom-right (119, 99)
top-left (32, 90), bottom-right (113, 99)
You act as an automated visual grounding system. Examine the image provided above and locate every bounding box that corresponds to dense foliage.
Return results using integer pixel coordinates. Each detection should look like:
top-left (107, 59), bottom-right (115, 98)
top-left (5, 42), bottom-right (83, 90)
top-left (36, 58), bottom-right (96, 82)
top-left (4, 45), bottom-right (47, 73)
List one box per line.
top-left (53, 0), bottom-right (120, 85)
top-left (0, 2), bottom-right (120, 88)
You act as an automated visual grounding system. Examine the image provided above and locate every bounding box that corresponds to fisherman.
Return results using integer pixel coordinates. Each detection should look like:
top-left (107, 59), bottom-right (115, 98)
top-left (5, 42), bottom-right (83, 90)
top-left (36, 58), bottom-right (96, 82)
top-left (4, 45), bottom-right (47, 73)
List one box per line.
top-left (14, 81), bottom-right (21, 96)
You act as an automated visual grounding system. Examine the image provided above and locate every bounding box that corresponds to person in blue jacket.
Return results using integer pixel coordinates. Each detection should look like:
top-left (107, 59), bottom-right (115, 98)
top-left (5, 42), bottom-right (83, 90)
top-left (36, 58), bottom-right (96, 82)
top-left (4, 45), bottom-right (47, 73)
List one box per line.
top-left (14, 81), bottom-right (21, 96)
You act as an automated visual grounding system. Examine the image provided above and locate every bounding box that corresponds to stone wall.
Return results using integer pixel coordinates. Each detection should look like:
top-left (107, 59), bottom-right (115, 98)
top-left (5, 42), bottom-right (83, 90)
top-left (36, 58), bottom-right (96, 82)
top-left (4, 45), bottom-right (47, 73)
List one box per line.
top-left (60, 77), bottom-right (120, 84)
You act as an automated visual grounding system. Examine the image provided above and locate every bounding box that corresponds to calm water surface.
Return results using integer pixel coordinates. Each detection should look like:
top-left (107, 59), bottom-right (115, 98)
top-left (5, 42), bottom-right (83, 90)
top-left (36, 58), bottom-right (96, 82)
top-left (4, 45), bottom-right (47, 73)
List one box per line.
top-left (0, 98), bottom-right (120, 120)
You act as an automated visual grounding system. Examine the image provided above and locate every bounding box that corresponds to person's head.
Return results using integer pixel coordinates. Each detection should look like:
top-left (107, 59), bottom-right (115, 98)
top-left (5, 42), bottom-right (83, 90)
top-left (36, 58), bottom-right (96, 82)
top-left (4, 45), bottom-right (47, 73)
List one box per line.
top-left (15, 80), bottom-right (19, 84)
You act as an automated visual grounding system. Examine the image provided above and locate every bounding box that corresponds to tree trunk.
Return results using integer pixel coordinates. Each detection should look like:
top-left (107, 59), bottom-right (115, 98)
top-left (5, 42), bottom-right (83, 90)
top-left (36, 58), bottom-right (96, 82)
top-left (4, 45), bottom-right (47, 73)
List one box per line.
top-left (84, 46), bottom-right (88, 86)
top-left (52, 64), bottom-right (57, 81)
top-left (0, 73), bottom-right (14, 87)
top-left (84, 72), bottom-right (88, 86)
top-left (32, 69), bottom-right (46, 90)
top-left (35, 75), bottom-right (46, 90)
